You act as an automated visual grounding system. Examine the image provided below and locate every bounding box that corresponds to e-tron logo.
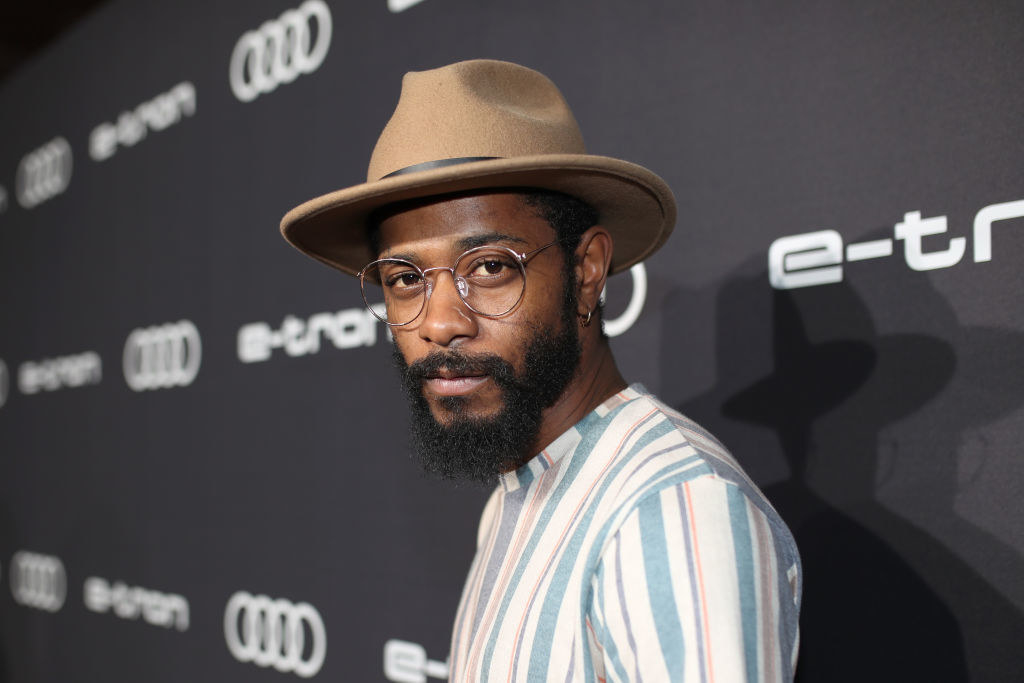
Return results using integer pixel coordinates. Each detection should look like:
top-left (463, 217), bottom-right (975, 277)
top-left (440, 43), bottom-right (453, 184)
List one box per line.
top-left (123, 320), bottom-right (202, 391)
top-left (84, 576), bottom-right (190, 631)
top-left (9, 551), bottom-right (66, 612)
top-left (769, 198), bottom-right (1024, 289)
top-left (384, 639), bottom-right (448, 682)
top-left (224, 591), bottom-right (327, 678)
top-left (238, 308), bottom-right (381, 363)
top-left (229, 0), bottom-right (332, 103)
top-left (16, 137), bottom-right (72, 209)
top-left (387, 0), bottom-right (429, 12)
top-left (18, 351), bottom-right (101, 394)
top-left (90, 82), bottom-right (197, 162)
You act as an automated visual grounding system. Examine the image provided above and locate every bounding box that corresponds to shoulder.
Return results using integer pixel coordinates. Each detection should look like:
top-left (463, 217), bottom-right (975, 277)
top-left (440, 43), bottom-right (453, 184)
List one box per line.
top-left (584, 387), bottom-right (742, 500)
top-left (586, 387), bottom-right (796, 560)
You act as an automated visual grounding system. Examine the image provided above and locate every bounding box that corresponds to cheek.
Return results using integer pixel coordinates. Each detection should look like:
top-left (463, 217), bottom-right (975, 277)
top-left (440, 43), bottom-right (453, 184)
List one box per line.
top-left (481, 319), bottom-right (542, 372)
top-left (522, 263), bottom-right (571, 315)
top-left (391, 331), bottom-right (421, 365)
top-left (515, 284), bottom-right (568, 334)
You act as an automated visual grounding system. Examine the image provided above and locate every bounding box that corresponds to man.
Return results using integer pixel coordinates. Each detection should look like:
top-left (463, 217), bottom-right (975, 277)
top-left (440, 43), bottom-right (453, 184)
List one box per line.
top-left (282, 60), bottom-right (800, 681)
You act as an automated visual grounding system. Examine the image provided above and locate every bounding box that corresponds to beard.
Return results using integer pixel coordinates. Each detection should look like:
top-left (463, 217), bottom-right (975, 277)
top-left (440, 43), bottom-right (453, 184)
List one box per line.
top-left (394, 315), bottom-right (581, 485)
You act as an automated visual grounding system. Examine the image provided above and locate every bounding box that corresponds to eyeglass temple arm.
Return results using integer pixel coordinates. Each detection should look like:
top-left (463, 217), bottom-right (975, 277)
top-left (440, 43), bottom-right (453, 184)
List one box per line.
top-left (519, 237), bottom-right (568, 262)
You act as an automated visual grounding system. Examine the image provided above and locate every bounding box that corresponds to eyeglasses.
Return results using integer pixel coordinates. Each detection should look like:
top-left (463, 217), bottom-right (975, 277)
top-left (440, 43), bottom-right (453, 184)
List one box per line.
top-left (358, 239), bottom-right (564, 326)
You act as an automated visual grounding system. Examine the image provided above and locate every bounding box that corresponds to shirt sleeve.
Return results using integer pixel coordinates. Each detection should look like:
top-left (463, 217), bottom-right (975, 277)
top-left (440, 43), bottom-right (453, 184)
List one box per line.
top-left (587, 476), bottom-right (799, 682)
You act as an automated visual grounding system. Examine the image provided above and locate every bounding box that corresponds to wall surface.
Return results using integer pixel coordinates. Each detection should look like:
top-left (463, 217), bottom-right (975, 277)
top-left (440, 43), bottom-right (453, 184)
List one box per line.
top-left (0, 0), bottom-right (1021, 681)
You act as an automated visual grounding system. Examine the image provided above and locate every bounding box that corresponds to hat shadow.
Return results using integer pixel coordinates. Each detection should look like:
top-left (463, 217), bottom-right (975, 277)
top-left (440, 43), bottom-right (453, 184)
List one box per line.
top-left (661, 253), bottom-right (1024, 682)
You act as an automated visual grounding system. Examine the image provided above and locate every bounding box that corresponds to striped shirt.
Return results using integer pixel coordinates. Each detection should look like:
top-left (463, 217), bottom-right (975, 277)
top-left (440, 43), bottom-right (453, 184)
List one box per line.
top-left (448, 384), bottom-right (801, 682)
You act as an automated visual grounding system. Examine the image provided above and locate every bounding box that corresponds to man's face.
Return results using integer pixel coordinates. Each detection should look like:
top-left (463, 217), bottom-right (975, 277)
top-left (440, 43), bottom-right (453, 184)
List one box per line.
top-left (375, 192), bottom-right (581, 481)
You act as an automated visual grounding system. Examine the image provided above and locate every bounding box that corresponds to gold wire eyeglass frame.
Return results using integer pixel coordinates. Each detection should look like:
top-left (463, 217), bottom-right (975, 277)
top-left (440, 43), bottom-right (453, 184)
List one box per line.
top-left (357, 238), bottom-right (564, 327)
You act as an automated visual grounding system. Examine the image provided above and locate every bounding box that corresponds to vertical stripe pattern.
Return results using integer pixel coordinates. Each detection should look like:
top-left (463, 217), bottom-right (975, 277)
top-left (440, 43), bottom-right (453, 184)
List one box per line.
top-left (448, 385), bottom-right (801, 681)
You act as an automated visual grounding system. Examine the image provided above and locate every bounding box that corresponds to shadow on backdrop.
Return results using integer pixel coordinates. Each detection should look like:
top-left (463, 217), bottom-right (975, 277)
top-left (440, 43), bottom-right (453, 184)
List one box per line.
top-left (665, 256), bottom-right (1024, 682)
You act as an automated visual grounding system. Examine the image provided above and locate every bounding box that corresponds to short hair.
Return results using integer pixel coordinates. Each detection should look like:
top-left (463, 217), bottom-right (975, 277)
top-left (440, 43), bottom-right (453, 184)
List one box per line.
top-left (520, 188), bottom-right (599, 265)
top-left (520, 189), bottom-right (605, 333)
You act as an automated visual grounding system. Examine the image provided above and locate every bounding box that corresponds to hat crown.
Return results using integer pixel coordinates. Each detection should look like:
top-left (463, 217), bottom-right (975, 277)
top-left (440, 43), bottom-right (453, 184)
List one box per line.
top-left (367, 60), bottom-right (587, 181)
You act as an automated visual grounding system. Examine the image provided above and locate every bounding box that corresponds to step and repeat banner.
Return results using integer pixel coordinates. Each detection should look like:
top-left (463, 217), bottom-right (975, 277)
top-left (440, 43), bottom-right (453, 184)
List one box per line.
top-left (1, 0), bottom-right (1021, 681)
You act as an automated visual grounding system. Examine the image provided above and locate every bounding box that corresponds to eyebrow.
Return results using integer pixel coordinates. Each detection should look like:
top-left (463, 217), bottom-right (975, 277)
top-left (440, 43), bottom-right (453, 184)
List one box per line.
top-left (384, 232), bottom-right (529, 263)
top-left (456, 232), bottom-right (529, 251)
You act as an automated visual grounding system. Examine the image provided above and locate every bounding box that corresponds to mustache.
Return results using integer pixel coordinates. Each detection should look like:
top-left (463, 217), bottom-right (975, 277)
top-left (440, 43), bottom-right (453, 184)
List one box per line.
top-left (397, 349), bottom-right (519, 389)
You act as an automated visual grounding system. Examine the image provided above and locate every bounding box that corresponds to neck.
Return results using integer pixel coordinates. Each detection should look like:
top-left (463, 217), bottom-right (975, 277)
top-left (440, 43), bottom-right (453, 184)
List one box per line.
top-left (515, 337), bottom-right (626, 468)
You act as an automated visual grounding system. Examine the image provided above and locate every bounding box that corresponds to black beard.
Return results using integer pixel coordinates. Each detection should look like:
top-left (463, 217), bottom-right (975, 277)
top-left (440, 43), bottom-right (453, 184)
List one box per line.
top-left (394, 319), bottom-right (581, 485)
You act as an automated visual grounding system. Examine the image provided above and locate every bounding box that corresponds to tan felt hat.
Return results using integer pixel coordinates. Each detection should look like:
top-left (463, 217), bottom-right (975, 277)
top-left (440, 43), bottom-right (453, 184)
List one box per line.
top-left (280, 59), bottom-right (677, 276)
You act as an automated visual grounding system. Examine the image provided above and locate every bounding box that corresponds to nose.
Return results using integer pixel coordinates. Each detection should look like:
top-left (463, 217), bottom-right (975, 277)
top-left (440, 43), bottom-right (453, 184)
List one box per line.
top-left (416, 269), bottom-right (478, 347)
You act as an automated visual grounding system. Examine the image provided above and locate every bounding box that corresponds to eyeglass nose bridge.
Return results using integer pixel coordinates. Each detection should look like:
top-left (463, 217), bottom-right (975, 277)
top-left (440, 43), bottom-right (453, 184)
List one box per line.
top-left (419, 265), bottom-right (471, 304)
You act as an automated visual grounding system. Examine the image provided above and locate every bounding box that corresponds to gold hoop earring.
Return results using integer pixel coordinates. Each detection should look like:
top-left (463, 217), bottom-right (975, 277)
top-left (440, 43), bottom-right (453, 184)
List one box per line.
top-left (580, 308), bottom-right (593, 327)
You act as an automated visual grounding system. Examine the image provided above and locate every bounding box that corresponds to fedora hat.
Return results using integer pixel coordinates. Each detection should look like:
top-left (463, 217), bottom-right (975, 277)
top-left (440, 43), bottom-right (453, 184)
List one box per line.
top-left (280, 59), bottom-right (676, 276)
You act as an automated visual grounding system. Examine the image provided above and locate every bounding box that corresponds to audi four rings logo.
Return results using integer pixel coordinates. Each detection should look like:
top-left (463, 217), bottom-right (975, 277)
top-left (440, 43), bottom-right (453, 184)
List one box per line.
top-left (229, 0), bottom-right (333, 103)
top-left (123, 320), bottom-right (202, 391)
top-left (10, 551), bottom-right (66, 612)
top-left (16, 137), bottom-right (73, 209)
top-left (602, 264), bottom-right (647, 338)
top-left (224, 591), bottom-right (327, 678)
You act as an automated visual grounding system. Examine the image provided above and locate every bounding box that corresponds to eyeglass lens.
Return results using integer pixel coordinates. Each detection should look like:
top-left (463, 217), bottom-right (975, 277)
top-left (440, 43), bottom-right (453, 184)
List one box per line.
top-left (361, 246), bottom-right (527, 325)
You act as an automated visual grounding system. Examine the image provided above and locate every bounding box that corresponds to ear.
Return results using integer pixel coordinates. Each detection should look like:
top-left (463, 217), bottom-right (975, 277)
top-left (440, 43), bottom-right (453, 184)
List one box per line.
top-left (574, 226), bottom-right (614, 316)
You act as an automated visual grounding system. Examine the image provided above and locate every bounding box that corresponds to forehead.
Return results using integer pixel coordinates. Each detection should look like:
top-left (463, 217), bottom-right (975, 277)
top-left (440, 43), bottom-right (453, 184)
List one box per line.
top-left (375, 191), bottom-right (555, 258)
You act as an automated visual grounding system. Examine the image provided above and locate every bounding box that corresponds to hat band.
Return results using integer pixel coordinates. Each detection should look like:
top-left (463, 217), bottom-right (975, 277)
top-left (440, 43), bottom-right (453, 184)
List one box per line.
top-left (381, 156), bottom-right (500, 179)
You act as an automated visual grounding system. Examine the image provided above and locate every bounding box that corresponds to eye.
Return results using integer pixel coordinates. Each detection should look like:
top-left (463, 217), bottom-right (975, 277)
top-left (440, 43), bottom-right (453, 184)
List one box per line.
top-left (476, 259), bottom-right (507, 275)
top-left (383, 270), bottom-right (424, 289)
top-left (465, 253), bottom-right (517, 279)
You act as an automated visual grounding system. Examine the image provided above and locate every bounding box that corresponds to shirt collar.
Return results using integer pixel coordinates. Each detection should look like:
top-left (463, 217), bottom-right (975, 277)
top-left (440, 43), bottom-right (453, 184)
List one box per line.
top-left (497, 384), bottom-right (647, 493)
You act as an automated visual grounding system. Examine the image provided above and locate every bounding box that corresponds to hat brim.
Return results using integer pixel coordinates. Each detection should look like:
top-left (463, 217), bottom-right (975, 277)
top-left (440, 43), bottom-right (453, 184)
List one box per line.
top-left (280, 154), bottom-right (676, 277)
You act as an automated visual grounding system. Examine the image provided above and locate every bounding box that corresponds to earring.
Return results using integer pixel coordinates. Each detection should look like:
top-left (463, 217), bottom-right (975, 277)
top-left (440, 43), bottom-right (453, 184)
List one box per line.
top-left (580, 307), bottom-right (593, 327)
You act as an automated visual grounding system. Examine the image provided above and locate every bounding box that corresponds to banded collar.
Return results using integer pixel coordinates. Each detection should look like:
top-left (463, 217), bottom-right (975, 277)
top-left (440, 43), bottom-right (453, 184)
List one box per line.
top-left (497, 384), bottom-right (647, 493)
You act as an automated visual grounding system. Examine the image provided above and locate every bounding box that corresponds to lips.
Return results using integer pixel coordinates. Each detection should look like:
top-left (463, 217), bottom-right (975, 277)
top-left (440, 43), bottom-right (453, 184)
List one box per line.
top-left (424, 369), bottom-right (489, 397)
top-left (401, 350), bottom-right (511, 401)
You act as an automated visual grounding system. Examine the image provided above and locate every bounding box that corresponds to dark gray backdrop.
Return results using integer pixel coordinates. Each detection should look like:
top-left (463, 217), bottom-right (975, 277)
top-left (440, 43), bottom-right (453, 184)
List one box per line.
top-left (1, 0), bottom-right (1021, 680)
